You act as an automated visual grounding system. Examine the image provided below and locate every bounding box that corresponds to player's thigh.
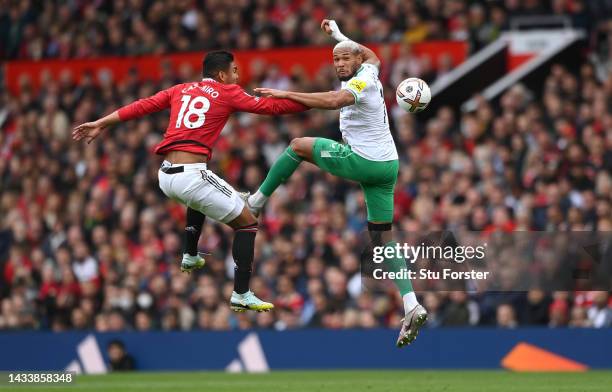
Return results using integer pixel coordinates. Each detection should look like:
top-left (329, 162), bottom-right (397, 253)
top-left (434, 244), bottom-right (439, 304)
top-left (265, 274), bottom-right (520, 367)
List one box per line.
top-left (177, 169), bottom-right (245, 224)
top-left (158, 170), bottom-right (181, 202)
top-left (311, 138), bottom-right (364, 182)
top-left (361, 180), bottom-right (396, 223)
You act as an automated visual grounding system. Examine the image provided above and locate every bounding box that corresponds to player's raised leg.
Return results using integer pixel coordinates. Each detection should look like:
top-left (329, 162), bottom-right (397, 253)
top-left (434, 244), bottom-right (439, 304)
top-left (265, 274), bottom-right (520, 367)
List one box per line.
top-left (226, 207), bottom-right (273, 312)
top-left (180, 207), bottom-right (207, 273)
top-left (246, 137), bottom-right (315, 216)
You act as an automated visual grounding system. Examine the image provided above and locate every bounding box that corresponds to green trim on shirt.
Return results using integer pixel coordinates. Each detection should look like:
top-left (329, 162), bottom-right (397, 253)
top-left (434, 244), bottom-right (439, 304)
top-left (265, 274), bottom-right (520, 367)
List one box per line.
top-left (343, 88), bottom-right (359, 104)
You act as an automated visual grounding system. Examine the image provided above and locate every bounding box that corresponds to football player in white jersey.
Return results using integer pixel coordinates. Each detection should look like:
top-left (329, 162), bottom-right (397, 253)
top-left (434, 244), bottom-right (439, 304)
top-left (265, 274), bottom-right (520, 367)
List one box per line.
top-left (245, 20), bottom-right (428, 347)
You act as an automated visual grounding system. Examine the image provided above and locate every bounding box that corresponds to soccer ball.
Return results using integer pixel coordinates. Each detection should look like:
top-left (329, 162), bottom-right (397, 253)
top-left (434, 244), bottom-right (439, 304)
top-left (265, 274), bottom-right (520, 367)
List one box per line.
top-left (396, 78), bottom-right (431, 113)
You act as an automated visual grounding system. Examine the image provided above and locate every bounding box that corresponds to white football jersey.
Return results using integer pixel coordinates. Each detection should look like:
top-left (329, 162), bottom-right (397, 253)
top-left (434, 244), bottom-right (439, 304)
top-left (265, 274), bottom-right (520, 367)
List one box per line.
top-left (339, 63), bottom-right (398, 161)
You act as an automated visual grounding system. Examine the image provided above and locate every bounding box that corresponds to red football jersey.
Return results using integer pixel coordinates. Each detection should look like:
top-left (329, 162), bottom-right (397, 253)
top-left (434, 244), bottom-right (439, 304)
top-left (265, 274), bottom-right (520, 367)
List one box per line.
top-left (117, 78), bottom-right (308, 158)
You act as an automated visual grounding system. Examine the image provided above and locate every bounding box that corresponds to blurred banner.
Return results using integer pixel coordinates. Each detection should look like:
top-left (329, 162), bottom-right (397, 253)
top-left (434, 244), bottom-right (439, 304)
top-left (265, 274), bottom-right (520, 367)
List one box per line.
top-left (0, 328), bottom-right (610, 372)
top-left (506, 30), bottom-right (576, 71)
top-left (4, 42), bottom-right (467, 94)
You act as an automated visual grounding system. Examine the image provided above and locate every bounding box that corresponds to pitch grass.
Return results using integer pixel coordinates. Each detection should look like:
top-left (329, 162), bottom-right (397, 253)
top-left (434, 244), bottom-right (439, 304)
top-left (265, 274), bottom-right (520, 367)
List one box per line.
top-left (3, 370), bottom-right (612, 392)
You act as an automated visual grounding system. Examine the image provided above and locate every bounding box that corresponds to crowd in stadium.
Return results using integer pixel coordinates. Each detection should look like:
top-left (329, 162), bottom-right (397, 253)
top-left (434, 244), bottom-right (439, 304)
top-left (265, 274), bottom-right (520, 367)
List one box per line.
top-left (1, 57), bottom-right (611, 330)
top-left (1, 0), bottom-right (612, 332)
top-left (0, 0), bottom-right (606, 60)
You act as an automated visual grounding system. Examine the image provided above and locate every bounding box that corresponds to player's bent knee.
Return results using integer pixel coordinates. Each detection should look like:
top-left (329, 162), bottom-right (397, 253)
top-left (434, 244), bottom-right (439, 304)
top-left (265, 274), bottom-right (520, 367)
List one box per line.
top-left (290, 137), bottom-right (314, 159)
top-left (289, 138), bottom-right (303, 153)
top-left (228, 206), bottom-right (257, 229)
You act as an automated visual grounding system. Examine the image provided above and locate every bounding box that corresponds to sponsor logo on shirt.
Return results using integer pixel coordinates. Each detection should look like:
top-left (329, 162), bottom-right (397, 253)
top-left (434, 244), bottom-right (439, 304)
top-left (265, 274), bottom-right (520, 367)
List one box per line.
top-left (347, 79), bottom-right (367, 93)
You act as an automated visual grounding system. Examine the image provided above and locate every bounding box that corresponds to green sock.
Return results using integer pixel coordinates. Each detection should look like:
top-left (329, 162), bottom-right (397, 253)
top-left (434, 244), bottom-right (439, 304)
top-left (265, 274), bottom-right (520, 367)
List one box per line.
top-left (383, 241), bottom-right (414, 296)
top-left (259, 146), bottom-right (303, 196)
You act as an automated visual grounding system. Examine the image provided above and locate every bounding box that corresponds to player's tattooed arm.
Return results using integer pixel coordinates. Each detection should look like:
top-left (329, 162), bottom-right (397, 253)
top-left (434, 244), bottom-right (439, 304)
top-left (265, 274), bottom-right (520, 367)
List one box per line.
top-left (254, 88), bottom-right (354, 110)
top-left (320, 19), bottom-right (381, 69)
top-left (72, 111), bottom-right (120, 143)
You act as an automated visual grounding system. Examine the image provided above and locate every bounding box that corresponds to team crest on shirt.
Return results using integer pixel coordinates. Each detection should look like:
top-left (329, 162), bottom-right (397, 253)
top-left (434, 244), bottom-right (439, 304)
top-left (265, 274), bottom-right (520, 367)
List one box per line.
top-left (348, 79), bottom-right (366, 93)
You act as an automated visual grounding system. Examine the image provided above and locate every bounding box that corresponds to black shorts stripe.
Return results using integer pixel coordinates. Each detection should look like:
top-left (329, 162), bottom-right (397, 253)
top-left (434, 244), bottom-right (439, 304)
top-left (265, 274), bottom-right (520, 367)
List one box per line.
top-left (206, 176), bottom-right (232, 197)
top-left (207, 179), bottom-right (232, 197)
top-left (207, 175), bottom-right (232, 197)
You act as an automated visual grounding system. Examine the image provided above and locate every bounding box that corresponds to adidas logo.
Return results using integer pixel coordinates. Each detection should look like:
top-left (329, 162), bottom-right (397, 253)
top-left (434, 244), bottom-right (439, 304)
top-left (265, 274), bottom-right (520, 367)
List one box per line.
top-left (225, 333), bottom-right (269, 373)
top-left (64, 334), bottom-right (107, 374)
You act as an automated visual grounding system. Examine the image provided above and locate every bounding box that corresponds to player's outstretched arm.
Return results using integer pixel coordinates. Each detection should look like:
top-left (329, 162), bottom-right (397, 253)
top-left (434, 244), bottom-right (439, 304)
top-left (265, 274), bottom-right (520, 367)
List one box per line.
top-left (229, 86), bottom-right (309, 115)
top-left (321, 19), bottom-right (381, 69)
top-left (73, 88), bottom-right (172, 143)
top-left (254, 88), bottom-right (354, 110)
top-left (72, 111), bottom-right (120, 144)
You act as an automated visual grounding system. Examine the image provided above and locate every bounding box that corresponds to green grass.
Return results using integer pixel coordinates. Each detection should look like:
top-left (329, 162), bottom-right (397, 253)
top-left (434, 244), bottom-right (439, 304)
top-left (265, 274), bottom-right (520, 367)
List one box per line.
top-left (3, 370), bottom-right (612, 392)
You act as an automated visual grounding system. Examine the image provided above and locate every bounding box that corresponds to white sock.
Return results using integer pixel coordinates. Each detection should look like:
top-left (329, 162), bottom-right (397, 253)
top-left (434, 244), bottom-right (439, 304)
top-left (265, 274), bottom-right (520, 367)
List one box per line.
top-left (403, 292), bottom-right (419, 314)
top-left (248, 190), bottom-right (268, 208)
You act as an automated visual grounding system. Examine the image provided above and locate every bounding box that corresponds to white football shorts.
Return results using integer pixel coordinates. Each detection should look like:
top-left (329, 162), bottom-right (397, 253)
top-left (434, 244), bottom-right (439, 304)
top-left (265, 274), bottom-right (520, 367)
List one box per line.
top-left (158, 160), bottom-right (244, 223)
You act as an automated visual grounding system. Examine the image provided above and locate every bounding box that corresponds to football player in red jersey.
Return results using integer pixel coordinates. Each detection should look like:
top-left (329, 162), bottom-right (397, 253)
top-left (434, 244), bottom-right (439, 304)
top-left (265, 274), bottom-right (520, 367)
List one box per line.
top-left (72, 51), bottom-right (308, 312)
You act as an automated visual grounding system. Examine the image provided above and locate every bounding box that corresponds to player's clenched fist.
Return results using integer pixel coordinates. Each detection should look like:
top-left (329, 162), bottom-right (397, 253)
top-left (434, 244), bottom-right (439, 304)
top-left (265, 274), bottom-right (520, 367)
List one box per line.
top-left (321, 19), bottom-right (349, 42)
top-left (321, 19), bottom-right (333, 34)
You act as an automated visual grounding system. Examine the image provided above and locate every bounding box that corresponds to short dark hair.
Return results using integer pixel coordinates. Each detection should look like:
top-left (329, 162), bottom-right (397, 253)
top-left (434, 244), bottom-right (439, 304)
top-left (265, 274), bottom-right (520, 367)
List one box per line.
top-left (202, 51), bottom-right (234, 79)
top-left (108, 339), bottom-right (125, 350)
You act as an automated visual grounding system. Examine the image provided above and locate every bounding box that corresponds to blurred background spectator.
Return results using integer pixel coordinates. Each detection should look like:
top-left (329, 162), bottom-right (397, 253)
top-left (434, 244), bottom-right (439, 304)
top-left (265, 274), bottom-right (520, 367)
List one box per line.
top-left (107, 339), bottom-right (136, 371)
top-left (2, 0), bottom-right (611, 61)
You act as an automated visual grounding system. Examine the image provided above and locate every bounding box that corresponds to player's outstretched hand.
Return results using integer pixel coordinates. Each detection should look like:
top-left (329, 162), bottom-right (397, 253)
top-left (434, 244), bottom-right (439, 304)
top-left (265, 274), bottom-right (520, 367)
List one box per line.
top-left (72, 121), bottom-right (105, 144)
top-left (254, 88), bottom-right (289, 99)
top-left (321, 19), bottom-right (333, 35)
